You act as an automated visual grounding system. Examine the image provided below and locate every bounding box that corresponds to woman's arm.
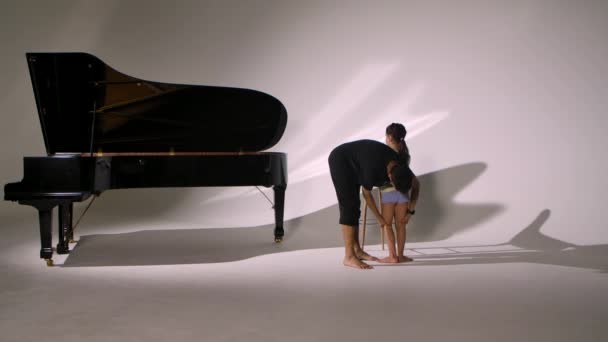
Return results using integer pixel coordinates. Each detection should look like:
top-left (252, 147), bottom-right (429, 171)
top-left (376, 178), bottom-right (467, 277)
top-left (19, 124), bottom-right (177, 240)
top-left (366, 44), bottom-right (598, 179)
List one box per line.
top-left (408, 176), bottom-right (420, 211)
top-left (361, 187), bottom-right (387, 227)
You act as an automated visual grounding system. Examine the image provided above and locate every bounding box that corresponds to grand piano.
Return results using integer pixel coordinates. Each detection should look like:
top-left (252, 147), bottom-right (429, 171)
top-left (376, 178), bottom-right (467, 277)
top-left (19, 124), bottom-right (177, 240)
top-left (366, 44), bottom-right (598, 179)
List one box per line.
top-left (4, 52), bottom-right (288, 266)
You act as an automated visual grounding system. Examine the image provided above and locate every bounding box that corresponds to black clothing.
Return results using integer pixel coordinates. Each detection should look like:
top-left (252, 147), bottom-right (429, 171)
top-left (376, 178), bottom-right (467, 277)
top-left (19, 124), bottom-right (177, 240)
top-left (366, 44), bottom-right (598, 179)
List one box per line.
top-left (328, 139), bottom-right (398, 226)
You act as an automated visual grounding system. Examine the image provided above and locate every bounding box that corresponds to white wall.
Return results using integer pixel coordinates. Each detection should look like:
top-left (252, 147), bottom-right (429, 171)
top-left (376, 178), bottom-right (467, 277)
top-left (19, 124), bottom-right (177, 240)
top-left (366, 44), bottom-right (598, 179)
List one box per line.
top-left (1, 0), bottom-right (606, 246)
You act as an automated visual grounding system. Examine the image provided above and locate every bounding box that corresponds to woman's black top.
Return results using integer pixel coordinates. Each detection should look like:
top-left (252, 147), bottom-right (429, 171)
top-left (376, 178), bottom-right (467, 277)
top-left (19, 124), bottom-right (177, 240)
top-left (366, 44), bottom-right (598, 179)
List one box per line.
top-left (330, 139), bottom-right (398, 190)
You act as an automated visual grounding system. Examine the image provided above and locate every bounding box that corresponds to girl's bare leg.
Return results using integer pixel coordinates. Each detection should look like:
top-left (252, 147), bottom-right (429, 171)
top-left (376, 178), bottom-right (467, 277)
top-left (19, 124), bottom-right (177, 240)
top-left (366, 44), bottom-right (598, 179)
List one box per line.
top-left (342, 225), bottom-right (373, 269)
top-left (395, 202), bottom-right (413, 262)
top-left (378, 203), bottom-right (399, 263)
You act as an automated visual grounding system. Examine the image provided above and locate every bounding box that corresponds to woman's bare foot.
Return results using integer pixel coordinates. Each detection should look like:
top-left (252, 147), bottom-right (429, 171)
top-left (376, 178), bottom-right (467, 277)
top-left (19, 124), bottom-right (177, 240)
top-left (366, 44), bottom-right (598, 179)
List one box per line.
top-left (344, 256), bottom-right (373, 269)
top-left (398, 255), bottom-right (414, 263)
top-left (355, 251), bottom-right (379, 262)
top-left (379, 256), bottom-right (399, 263)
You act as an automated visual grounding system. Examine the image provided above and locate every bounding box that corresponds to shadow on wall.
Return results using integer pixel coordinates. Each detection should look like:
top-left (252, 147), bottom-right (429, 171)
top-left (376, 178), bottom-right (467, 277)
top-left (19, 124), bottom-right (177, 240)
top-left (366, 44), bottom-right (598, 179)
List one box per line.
top-left (287, 162), bottom-right (502, 245)
top-left (63, 162), bottom-right (497, 267)
top-left (376, 209), bottom-right (608, 274)
top-left (49, 162), bottom-right (608, 272)
top-left (61, 162), bottom-right (496, 266)
top-left (63, 207), bottom-right (608, 274)
top-left (376, 162), bottom-right (503, 243)
top-left (61, 162), bottom-right (607, 271)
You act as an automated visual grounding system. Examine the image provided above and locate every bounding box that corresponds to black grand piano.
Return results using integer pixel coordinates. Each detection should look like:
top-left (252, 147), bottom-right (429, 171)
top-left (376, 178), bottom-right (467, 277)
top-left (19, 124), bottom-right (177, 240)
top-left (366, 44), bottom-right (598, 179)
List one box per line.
top-left (4, 52), bottom-right (288, 266)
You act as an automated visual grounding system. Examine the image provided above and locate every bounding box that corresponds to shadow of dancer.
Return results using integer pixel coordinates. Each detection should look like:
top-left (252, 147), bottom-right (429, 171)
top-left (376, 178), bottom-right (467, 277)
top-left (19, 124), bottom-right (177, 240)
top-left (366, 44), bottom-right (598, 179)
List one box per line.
top-left (407, 162), bottom-right (503, 242)
top-left (62, 162), bottom-right (506, 267)
top-left (391, 210), bottom-right (608, 274)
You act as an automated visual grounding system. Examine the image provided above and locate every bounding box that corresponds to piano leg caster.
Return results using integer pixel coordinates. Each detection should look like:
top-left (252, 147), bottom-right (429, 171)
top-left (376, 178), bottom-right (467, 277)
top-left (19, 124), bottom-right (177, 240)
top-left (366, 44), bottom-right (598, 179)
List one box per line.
top-left (45, 259), bottom-right (54, 267)
top-left (274, 227), bottom-right (284, 243)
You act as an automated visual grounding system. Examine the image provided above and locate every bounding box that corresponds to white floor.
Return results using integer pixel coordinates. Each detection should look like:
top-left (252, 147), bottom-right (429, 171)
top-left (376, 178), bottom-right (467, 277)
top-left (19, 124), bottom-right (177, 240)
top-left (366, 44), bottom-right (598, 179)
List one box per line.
top-left (1, 205), bottom-right (607, 342)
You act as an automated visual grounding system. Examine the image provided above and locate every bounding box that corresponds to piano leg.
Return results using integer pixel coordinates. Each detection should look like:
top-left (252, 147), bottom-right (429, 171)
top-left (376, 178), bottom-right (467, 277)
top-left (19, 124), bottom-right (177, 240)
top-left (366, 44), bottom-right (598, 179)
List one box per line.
top-left (273, 184), bottom-right (286, 242)
top-left (38, 207), bottom-right (54, 263)
top-left (56, 203), bottom-right (71, 254)
top-left (67, 203), bottom-right (75, 243)
top-left (19, 200), bottom-right (57, 266)
top-left (17, 195), bottom-right (88, 266)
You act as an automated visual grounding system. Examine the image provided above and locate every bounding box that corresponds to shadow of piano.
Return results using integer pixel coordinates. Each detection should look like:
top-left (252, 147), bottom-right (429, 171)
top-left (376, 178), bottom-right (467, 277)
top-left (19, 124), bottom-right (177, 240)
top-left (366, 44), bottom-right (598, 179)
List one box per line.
top-left (61, 208), bottom-right (608, 274)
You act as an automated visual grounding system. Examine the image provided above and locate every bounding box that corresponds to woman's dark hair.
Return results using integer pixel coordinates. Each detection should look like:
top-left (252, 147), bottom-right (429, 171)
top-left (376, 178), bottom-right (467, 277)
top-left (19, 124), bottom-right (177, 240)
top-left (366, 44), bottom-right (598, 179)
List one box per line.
top-left (386, 123), bottom-right (410, 164)
top-left (390, 162), bottom-right (414, 195)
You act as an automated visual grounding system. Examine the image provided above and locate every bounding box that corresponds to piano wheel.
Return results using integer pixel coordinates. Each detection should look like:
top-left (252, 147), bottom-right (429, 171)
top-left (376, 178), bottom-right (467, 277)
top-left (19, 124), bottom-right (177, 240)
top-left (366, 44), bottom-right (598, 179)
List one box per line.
top-left (45, 259), bottom-right (54, 267)
top-left (274, 237), bottom-right (283, 243)
top-left (69, 239), bottom-right (78, 244)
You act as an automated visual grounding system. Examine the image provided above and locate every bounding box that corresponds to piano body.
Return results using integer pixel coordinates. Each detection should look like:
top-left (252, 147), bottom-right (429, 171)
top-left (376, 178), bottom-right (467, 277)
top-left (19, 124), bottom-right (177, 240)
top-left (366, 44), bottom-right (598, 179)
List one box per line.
top-left (4, 52), bottom-right (288, 266)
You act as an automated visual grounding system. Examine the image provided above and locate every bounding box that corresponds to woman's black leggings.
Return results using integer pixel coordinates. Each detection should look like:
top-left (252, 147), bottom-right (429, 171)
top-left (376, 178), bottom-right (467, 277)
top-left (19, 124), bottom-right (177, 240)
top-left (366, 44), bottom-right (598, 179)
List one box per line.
top-left (328, 147), bottom-right (361, 226)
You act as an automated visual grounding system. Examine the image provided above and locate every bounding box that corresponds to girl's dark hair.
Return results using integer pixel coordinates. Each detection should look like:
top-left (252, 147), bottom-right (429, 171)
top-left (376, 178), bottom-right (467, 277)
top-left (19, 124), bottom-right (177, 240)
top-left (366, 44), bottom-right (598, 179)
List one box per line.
top-left (386, 123), bottom-right (410, 164)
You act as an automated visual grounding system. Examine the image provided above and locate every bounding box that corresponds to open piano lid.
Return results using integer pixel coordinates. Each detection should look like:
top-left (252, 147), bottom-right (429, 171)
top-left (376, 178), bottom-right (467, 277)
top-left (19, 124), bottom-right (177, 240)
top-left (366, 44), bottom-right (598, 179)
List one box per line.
top-left (26, 52), bottom-right (287, 155)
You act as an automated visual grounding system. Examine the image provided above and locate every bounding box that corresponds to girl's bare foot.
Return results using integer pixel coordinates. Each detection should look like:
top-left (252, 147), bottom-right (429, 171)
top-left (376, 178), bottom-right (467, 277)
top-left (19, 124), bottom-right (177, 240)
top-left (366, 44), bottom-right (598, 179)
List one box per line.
top-left (344, 256), bottom-right (373, 269)
top-left (398, 255), bottom-right (414, 263)
top-left (379, 256), bottom-right (399, 263)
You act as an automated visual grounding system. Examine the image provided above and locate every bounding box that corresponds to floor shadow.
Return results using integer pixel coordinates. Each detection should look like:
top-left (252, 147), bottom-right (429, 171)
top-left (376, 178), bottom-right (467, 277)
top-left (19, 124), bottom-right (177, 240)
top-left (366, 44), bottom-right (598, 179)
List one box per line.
top-left (376, 209), bottom-right (608, 274)
top-left (62, 162), bottom-right (506, 267)
top-left (62, 208), bottom-right (608, 274)
top-left (63, 224), bottom-right (291, 267)
top-left (62, 195), bottom-right (345, 267)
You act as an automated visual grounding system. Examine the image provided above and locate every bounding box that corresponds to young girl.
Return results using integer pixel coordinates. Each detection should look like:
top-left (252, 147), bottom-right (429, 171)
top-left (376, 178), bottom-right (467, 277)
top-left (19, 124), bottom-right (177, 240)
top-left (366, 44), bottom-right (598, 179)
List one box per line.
top-left (379, 123), bottom-right (420, 263)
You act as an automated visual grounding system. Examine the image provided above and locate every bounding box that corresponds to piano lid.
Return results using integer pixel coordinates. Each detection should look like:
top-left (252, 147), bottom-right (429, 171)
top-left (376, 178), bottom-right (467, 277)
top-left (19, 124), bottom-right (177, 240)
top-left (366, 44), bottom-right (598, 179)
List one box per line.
top-left (26, 52), bottom-right (287, 154)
